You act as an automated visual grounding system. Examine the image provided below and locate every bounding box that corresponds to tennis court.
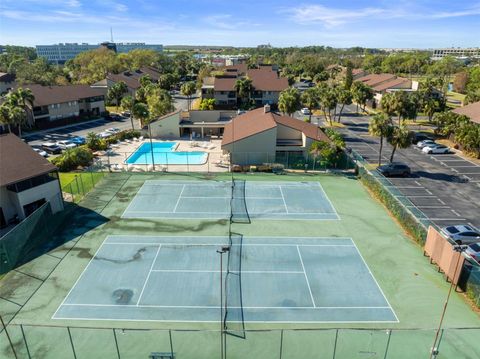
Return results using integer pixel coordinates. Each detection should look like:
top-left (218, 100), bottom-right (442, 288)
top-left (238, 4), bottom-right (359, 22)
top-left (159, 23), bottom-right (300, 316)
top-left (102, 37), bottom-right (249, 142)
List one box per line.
top-left (121, 180), bottom-right (339, 220)
top-left (53, 235), bottom-right (397, 323)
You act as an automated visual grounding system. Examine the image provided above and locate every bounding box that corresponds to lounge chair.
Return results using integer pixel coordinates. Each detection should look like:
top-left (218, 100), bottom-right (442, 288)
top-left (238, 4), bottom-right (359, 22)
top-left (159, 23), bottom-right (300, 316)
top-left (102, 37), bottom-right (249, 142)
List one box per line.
top-left (139, 136), bottom-right (144, 141)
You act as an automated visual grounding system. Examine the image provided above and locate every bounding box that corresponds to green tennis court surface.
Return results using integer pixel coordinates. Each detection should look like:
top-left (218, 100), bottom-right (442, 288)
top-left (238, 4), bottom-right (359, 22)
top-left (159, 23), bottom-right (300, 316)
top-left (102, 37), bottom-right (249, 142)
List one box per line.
top-left (122, 180), bottom-right (339, 220)
top-left (53, 235), bottom-right (397, 323)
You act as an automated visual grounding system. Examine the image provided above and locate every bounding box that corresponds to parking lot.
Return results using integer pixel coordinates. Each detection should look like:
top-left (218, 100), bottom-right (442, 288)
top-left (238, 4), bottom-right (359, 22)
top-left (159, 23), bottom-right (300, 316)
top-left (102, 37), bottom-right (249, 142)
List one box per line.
top-left (334, 107), bottom-right (480, 230)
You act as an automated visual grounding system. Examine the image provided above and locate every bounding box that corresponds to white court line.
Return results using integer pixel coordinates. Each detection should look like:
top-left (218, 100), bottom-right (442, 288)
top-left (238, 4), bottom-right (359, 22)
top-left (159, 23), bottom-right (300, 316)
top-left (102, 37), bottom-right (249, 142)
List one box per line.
top-left (278, 185), bottom-right (289, 214)
top-left (150, 269), bottom-right (305, 274)
top-left (52, 240), bottom-right (108, 319)
top-left (136, 245), bottom-right (162, 306)
top-left (172, 184), bottom-right (186, 213)
top-left (350, 241), bottom-right (399, 323)
top-left (314, 182), bottom-right (340, 220)
top-left (60, 303), bottom-right (391, 310)
top-left (296, 246), bottom-right (316, 308)
top-left (105, 242), bottom-right (355, 247)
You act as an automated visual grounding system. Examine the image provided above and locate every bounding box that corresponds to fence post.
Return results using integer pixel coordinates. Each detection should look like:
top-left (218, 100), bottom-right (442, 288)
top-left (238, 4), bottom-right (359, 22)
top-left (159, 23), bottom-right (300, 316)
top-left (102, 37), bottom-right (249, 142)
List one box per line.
top-left (279, 329), bottom-right (284, 359)
top-left (78, 174), bottom-right (85, 197)
top-left (67, 327), bottom-right (77, 359)
top-left (74, 176), bottom-right (80, 201)
top-left (113, 329), bottom-right (121, 359)
top-left (69, 183), bottom-right (75, 204)
top-left (0, 315), bottom-right (17, 359)
top-left (332, 329), bottom-right (338, 359)
top-left (90, 171), bottom-right (94, 189)
top-left (169, 330), bottom-right (174, 357)
top-left (186, 152), bottom-right (190, 172)
top-left (20, 325), bottom-right (32, 359)
top-left (383, 329), bottom-right (392, 359)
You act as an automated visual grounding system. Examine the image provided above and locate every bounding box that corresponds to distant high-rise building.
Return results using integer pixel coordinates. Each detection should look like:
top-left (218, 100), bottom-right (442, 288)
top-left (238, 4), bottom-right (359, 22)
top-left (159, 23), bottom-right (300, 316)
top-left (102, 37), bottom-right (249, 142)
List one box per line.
top-left (431, 47), bottom-right (480, 60)
top-left (36, 42), bottom-right (163, 64)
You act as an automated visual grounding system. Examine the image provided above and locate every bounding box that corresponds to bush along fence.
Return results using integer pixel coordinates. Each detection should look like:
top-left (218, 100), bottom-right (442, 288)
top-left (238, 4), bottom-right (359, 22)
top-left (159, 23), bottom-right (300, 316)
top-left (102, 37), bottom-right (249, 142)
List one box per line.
top-left (349, 149), bottom-right (479, 308)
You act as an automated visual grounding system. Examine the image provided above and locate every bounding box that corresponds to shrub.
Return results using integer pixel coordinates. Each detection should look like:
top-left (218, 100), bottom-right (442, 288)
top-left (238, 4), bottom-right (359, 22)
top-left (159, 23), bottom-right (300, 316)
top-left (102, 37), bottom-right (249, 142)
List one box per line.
top-left (52, 146), bottom-right (93, 172)
top-left (86, 132), bottom-right (108, 151)
top-left (118, 130), bottom-right (141, 141)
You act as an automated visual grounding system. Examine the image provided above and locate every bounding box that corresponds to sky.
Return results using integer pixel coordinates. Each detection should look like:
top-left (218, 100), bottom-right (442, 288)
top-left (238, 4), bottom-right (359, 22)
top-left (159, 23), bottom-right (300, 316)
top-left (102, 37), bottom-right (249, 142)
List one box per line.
top-left (0, 0), bottom-right (479, 48)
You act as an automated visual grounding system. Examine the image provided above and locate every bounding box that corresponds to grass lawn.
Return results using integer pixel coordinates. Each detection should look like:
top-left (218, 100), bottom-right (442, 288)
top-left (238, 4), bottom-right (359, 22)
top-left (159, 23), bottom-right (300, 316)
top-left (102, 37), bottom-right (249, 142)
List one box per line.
top-left (59, 172), bottom-right (105, 199)
top-left (446, 91), bottom-right (466, 108)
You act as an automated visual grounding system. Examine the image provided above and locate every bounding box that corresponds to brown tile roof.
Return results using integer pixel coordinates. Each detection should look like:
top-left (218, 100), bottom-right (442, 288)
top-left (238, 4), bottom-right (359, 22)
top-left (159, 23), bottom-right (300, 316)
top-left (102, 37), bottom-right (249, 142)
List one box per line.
top-left (222, 107), bottom-right (330, 146)
top-left (108, 73), bottom-right (141, 89)
top-left (356, 73), bottom-right (397, 87)
top-left (372, 77), bottom-right (410, 92)
top-left (214, 77), bottom-right (237, 92)
top-left (107, 67), bottom-right (162, 90)
top-left (20, 84), bottom-right (105, 107)
top-left (224, 64), bottom-right (248, 74)
top-left (452, 101), bottom-right (480, 124)
top-left (0, 134), bottom-right (57, 186)
top-left (352, 68), bottom-right (365, 75)
top-left (246, 69), bottom-right (289, 91)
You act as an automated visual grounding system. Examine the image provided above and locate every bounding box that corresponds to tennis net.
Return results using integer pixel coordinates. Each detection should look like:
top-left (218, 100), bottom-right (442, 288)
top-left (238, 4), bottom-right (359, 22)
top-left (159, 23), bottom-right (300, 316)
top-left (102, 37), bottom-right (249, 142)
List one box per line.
top-left (223, 231), bottom-right (245, 339)
top-left (230, 179), bottom-right (250, 224)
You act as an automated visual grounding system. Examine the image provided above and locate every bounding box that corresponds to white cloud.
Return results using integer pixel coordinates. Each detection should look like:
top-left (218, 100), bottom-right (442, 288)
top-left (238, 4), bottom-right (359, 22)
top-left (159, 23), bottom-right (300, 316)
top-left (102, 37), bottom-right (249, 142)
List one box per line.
top-left (115, 3), bottom-right (128, 12)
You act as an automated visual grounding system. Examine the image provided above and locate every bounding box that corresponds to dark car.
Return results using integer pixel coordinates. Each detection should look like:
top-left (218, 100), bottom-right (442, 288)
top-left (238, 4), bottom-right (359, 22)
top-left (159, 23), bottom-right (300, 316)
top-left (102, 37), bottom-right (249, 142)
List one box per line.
top-left (377, 163), bottom-right (411, 177)
top-left (412, 133), bottom-right (433, 144)
top-left (41, 142), bottom-right (62, 154)
top-left (108, 114), bottom-right (122, 121)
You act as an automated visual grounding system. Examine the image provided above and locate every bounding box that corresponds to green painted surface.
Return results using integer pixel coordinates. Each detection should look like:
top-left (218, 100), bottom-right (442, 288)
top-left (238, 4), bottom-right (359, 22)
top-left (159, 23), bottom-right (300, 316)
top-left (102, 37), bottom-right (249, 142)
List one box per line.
top-left (1, 172), bottom-right (479, 358)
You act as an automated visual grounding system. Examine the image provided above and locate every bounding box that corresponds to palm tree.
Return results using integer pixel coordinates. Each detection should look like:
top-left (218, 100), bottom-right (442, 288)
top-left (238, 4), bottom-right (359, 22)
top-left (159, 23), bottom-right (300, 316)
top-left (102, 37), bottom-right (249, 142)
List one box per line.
top-left (300, 87), bottom-right (319, 122)
top-left (121, 95), bottom-right (136, 130)
top-left (132, 102), bottom-right (150, 128)
top-left (278, 88), bottom-right (301, 116)
top-left (368, 112), bottom-right (393, 166)
top-left (380, 93), bottom-right (397, 119)
top-left (7, 87), bottom-right (35, 132)
top-left (108, 81), bottom-right (128, 111)
top-left (234, 77), bottom-right (253, 108)
top-left (181, 81), bottom-right (196, 110)
top-left (335, 88), bottom-right (352, 123)
top-left (0, 105), bottom-right (14, 133)
top-left (9, 107), bottom-right (27, 138)
top-left (318, 85), bottom-right (337, 125)
top-left (387, 125), bottom-right (412, 163)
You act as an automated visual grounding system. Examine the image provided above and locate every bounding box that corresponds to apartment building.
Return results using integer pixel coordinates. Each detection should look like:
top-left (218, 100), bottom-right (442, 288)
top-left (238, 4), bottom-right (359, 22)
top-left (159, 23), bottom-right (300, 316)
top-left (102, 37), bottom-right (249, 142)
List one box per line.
top-left (431, 48), bottom-right (480, 60)
top-left (25, 85), bottom-right (106, 128)
top-left (355, 73), bottom-right (419, 104)
top-left (91, 67), bottom-right (162, 96)
top-left (202, 65), bottom-right (288, 108)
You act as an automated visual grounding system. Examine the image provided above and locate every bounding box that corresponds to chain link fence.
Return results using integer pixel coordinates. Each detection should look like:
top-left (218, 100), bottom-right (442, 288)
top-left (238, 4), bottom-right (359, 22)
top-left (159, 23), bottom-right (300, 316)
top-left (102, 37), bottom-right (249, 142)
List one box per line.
top-left (2, 324), bottom-right (479, 359)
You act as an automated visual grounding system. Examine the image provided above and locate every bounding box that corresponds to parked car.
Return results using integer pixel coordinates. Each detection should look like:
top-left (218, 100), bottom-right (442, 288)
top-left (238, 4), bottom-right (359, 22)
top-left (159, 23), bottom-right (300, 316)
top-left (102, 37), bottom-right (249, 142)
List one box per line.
top-left (33, 148), bottom-right (48, 157)
top-left (41, 142), bottom-right (62, 154)
top-left (412, 133), bottom-right (433, 144)
top-left (441, 225), bottom-right (480, 244)
top-left (106, 127), bottom-right (121, 134)
top-left (107, 114), bottom-right (122, 121)
top-left (416, 139), bottom-right (436, 149)
top-left (97, 131), bottom-right (113, 139)
top-left (121, 111), bottom-right (131, 117)
top-left (70, 136), bottom-right (86, 145)
top-left (56, 140), bottom-right (77, 150)
top-left (465, 243), bottom-right (480, 263)
top-left (422, 144), bottom-right (450, 154)
top-left (301, 108), bottom-right (311, 115)
top-left (377, 162), bottom-right (411, 177)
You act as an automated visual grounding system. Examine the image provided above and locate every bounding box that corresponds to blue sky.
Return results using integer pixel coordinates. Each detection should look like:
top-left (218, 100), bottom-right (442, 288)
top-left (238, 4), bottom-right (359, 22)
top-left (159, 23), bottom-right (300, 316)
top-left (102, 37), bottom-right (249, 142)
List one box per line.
top-left (0, 0), bottom-right (479, 48)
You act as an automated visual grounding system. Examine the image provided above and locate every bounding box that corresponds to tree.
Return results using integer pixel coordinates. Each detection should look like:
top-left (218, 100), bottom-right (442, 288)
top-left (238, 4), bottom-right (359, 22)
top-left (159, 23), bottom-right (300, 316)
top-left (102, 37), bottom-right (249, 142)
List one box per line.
top-left (309, 140), bottom-right (338, 166)
top-left (199, 98), bottom-right (215, 110)
top-left (301, 87), bottom-right (319, 122)
top-left (120, 95), bottom-right (136, 130)
top-left (387, 125), bottom-right (412, 163)
top-left (455, 122), bottom-right (480, 158)
top-left (181, 81), bottom-right (196, 110)
top-left (369, 112), bottom-right (393, 165)
top-left (0, 104), bottom-right (15, 133)
top-left (146, 87), bottom-right (174, 120)
top-left (351, 81), bottom-right (373, 113)
top-left (317, 85), bottom-right (338, 125)
top-left (278, 88), bottom-right (301, 116)
top-left (380, 92), bottom-right (397, 118)
top-left (423, 98), bottom-right (441, 122)
top-left (132, 103), bottom-right (150, 128)
top-left (108, 81), bottom-right (128, 111)
top-left (335, 88), bottom-right (352, 123)
top-left (6, 87), bottom-right (35, 131)
top-left (8, 106), bottom-right (27, 138)
top-left (234, 77), bottom-right (253, 107)
top-left (344, 63), bottom-right (353, 90)
top-left (85, 132), bottom-right (107, 151)
top-left (433, 112), bottom-right (469, 137)
top-left (453, 72), bottom-right (468, 94)
top-left (68, 48), bottom-right (120, 84)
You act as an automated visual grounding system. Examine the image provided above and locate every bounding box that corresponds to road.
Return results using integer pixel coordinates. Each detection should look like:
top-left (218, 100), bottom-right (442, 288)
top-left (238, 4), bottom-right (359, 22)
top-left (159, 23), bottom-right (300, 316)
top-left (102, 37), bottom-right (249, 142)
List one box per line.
top-left (24, 97), bottom-right (189, 147)
top-left (331, 104), bottom-right (480, 230)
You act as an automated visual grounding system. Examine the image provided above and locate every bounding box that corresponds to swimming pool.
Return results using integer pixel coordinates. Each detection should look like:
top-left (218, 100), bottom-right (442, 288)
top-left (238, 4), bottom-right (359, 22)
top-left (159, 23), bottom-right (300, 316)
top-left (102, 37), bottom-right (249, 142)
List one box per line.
top-left (125, 142), bottom-right (208, 165)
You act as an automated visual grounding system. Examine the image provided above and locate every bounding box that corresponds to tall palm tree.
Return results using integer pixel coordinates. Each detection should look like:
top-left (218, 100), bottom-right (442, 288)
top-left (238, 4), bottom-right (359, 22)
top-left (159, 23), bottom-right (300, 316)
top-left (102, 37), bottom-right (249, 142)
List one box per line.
top-left (380, 93), bottom-right (397, 119)
top-left (9, 107), bottom-right (27, 138)
top-left (7, 87), bottom-right (35, 131)
top-left (335, 87), bottom-right (352, 123)
top-left (234, 77), bottom-right (253, 107)
top-left (387, 125), bottom-right (412, 163)
top-left (132, 102), bottom-right (150, 128)
top-left (368, 112), bottom-right (393, 166)
top-left (121, 95), bottom-right (136, 130)
top-left (300, 87), bottom-right (319, 122)
top-left (0, 104), bottom-right (14, 133)
top-left (278, 87), bottom-right (301, 116)
top-left (108, 81), bottom-right (128, 112)
top-left (181, 81), bottom-right (196, 110)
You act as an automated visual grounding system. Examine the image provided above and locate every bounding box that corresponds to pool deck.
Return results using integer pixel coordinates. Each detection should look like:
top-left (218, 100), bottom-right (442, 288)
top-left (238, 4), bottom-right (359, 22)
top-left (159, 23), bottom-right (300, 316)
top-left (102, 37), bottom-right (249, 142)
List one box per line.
top-left (98, 138), bottom-right (229, 172)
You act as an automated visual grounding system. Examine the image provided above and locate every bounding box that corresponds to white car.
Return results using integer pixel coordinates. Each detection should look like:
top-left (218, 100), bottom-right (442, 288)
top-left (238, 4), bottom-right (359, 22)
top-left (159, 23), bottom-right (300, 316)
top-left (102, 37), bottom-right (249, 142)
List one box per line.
top-left (33, 148), bottom-right (48, 157)
top-left (416, 140), bottom-right (436, 149)
top-left (301, 108), bottom-right (311, 115)
top-left (97, 131), bottom-right (113, 139)
top-left (56, 140), bottom-right (77, 150)
top-left (106, 127), bottom-right (121, 134)
top-left (422, 144), bottom-right (450, 154)
top-left (441, 225), bottom-right (480, 244)
top-left (465, 243), bottom-right (480, 263)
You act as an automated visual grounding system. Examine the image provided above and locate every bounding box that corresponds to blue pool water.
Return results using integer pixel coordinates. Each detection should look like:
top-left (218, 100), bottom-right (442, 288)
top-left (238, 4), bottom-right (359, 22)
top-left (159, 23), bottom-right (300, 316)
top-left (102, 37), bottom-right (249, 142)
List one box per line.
top-left (125, 142), bottom-right (208, 165)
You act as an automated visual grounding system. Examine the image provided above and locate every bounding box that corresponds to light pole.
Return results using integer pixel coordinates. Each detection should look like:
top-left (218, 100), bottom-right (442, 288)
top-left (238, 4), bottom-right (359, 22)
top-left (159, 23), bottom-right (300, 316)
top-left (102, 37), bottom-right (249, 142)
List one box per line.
top-left (430, 244), bottom-right (467, 359)
top-left (217, 246), bottom-right (230, 359)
